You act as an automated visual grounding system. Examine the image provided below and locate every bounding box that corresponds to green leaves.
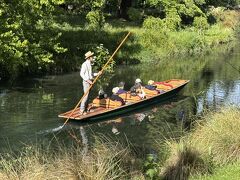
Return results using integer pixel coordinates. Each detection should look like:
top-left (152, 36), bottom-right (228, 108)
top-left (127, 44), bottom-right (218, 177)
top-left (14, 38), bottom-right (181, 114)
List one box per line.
top-left (144, 154), bottom-right (160, 179)
top-left (86, 10), bottom-right (105, 30)
top-left (0, 0), bottom-right (66, 80)
top-left (193, 16), bottom-right (209, 31)
top-left (145, 0), bottom-right (205, 30)
top-left (94, 44), bottom-right (113, 72)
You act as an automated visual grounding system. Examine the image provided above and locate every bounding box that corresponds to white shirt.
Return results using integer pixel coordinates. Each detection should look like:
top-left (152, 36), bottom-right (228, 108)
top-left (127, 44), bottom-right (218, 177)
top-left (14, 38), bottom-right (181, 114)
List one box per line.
top-left (80, 60), bottom-right (93, 81)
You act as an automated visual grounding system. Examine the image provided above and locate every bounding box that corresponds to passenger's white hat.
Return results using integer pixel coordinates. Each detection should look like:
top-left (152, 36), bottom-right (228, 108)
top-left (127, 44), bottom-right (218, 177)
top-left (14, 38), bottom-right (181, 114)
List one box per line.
top-left (148, 80), bottom-right (154, 85)
top-left (135, 78), bottom-right (142, 83)
top-left (112, 87), bottom-right (120, 94)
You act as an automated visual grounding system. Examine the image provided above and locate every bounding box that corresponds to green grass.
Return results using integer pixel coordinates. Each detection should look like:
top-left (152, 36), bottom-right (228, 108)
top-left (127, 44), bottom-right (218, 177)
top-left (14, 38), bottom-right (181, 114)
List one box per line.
top-left (0, 136), bottom-right (144, 180)
top-left (190, 162), bottom-right (240, 180)
top-left (160, 107), bottom-right (240, 179)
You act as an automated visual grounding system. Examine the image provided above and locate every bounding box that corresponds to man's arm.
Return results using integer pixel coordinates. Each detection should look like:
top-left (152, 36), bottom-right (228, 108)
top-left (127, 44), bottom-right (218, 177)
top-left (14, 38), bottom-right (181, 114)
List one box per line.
top-left (93, 71), bottom-right (102, 77)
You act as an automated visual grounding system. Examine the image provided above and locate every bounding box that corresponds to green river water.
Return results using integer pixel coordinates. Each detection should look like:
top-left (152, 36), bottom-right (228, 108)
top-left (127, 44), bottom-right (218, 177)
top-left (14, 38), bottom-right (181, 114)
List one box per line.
top-left (0, 44), bottom-right (240, 153)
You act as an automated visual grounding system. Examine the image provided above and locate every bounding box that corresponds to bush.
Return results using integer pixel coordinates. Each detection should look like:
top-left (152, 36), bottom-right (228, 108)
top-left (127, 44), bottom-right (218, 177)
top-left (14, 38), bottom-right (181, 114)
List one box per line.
top-left (94, 44), bottom-right (113, 72)
top-left (164, 10), bottom-right (181, 31)
top-left (127, 7), bottom-right (143, 22)
top-left (209, 7), bottom-right (240, 28)
top-left (86, 10), bottom-right (105, 30)
top-left (143, 16), bottom-right (165, 30)
top-left (193, 16), bottom-right (209, 31)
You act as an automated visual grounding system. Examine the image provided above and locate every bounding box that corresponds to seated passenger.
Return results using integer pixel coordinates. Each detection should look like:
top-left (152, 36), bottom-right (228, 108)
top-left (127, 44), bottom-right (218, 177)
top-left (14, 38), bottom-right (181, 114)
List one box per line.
top-left (130, 78), bottom-right (146, 99)
top-left (110, 87), bottom-right (125, 105)
top-left (145, 80), bottom-right (157, 90)
top-left (98, 89), bottom-right (107, 99)
top-left (117, 81), bottom-right (127, 94)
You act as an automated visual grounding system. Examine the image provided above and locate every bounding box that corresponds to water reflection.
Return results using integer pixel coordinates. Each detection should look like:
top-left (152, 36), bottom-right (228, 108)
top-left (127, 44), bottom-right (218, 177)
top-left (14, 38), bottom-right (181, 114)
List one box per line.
top-left (66, 96), bottom-right (193, 145)
top-left (79, 127), bottom-right (88, 156)
top-left (0, 43), bottom-right (240, 152)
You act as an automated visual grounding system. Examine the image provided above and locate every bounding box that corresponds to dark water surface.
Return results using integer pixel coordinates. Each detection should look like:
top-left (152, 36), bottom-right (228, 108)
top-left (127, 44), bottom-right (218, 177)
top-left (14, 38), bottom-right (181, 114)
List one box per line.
top-left (0, 45), bottom-right (240, 153)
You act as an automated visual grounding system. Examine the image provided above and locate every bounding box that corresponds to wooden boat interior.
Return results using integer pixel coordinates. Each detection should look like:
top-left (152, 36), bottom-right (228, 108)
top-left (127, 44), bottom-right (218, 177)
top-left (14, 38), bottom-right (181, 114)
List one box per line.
top-left (58, 79), bottom-right (188, 120)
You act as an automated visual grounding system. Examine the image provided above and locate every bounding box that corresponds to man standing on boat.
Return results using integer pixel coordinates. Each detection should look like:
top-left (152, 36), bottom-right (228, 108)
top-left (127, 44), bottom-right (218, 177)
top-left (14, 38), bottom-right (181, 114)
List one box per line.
top-left (80, 51), bottom-right (101, 115)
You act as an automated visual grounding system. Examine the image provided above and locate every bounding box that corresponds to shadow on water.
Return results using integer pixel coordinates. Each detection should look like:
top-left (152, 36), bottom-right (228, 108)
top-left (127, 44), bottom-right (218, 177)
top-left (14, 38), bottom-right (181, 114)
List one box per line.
top-left (1, 40), bottom-right (240, 153)
top-left (66, 95), bottom-right (191, 128)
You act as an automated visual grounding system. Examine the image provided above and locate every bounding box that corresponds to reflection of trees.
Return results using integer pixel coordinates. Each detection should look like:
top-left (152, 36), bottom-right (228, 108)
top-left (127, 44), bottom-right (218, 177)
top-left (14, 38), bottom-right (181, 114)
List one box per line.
top-left (142, 97), bottom-right (197, 148)
top-left (194, 50), bottom-right (240, 110)
top-left (87, 96), bottom-right (198, 154)
top-left (111, 56), bottom-right (210, 95)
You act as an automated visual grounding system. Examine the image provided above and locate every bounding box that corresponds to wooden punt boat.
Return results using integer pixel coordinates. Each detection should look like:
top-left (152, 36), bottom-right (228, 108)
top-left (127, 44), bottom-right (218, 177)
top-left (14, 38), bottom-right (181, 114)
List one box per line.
top-left (58, 79), bottom-right (189, 121)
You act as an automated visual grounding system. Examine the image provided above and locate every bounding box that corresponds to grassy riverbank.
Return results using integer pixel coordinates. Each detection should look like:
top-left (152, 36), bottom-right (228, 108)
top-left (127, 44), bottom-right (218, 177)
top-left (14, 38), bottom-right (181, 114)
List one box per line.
top-left (0, 137), bottom-right (144, 179)
top-left (1, 107), bottom-right (240, 179)
top-left (54, 9), bottom-right (240, 70)
top-left (162, 107), bottom-right (240, 179)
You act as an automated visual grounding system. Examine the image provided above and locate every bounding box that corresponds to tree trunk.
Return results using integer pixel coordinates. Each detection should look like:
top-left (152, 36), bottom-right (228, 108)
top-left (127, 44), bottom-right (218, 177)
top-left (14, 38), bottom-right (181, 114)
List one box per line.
top-left (117, 0), bottom-right (132, 19)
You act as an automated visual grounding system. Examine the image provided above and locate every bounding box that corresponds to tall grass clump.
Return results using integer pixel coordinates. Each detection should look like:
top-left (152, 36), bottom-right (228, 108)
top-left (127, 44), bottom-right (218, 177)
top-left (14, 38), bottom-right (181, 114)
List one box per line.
top-left (160, 107), bottom-right (240, 179)
top-left (0, 136), bottom-right (143, 180)
top-left (160, 140), bottom-right (211, 180)
top-left (189, 107), bottom-right (240, 164)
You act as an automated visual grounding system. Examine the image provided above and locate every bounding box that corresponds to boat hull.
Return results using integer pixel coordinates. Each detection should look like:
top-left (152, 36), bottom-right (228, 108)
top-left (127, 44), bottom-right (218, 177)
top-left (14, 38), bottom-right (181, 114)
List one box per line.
top-left (58, 79), bottom-right (189, 121)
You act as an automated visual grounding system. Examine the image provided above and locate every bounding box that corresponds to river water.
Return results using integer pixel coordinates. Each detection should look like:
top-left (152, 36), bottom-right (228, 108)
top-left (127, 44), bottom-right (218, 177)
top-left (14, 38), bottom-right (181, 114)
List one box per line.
top-left (0, 44), bottom-right (240, 153)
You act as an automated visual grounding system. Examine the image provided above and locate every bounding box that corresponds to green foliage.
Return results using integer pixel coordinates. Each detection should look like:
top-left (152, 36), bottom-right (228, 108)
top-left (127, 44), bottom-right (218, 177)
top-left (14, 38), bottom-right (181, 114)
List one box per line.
top-left (146, 0), bottom-right (205, 27)
top-left (85, 0), bottom-right (106, 30)
top-left (92, 0), bottom-right (106, 9)
top-left (193, 16), bottom-right (210, 31)
top-left (93, 44), bottom-right (114, 90)
top-left (143, 16), bottom-right (165, 30)
top-left (2, 0), bottom-right (239, 80)
top-left (86, 10), bottom-right (105, 30)
top-left (94, 44), bottom-right (113, 72)
top-left (164, 9), bottom-right (181, 30)
top-left (144, 154), bottom-right (160, 179)
top-left (127, 7), bottom-right (143, 22)
top-left (0, 0), bottom-right (66, 80)
top-left (190, 162), bottom-right (240, 180)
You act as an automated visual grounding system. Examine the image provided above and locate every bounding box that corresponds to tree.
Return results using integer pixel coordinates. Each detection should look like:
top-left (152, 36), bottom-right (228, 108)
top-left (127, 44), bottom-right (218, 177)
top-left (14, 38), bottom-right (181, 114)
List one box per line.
top-left (0, 0), bottom-right (66, 80)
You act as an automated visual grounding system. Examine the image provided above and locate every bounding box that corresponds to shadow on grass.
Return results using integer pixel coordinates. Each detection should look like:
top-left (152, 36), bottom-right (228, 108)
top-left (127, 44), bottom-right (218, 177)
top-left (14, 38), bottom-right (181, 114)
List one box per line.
top-left (55, 27), bottom-right (142, 71)
top-left (50, 14), bottom-right (143, 72)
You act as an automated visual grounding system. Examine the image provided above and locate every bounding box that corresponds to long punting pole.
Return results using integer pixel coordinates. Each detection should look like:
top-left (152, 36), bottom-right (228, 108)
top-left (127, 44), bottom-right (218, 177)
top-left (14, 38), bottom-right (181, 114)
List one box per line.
top-left (62, 32), bottom-right (131, 127)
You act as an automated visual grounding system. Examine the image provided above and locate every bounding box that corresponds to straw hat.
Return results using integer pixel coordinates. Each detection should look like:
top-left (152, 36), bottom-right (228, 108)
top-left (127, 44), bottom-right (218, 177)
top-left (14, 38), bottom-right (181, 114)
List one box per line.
top-left (112, 87), bottom-right (120, 94)
top-left (135, 78), bottom-right (142, 83)
top-left (148, 80), bottom-right (154, 85)
top-left (85, 51), bottom-right (94, 59)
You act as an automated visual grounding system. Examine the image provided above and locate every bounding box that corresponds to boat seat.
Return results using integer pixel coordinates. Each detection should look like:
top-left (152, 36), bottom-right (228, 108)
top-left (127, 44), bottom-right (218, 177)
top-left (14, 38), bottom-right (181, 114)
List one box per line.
top-left (165, 80), bottom-right (186, 87)
top-left (154, 82), bottom-right (173, 91)
top-left (92, 98), bottom-right (122, 109)
top-left (119, 93), bottom-right (141, 103)
top-left (142, 87), bottom-right (159, 98)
